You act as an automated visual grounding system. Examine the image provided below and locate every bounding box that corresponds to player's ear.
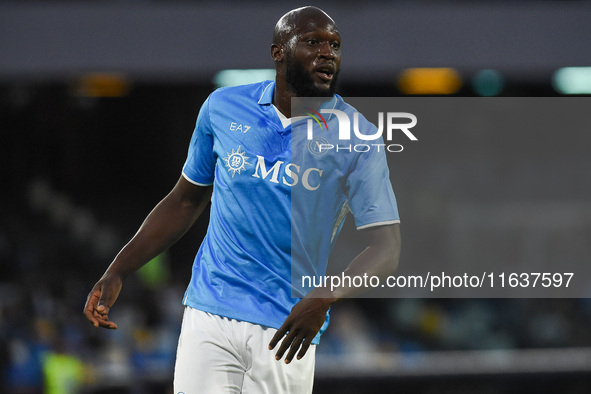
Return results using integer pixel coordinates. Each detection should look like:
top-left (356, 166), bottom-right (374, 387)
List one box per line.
top-left (271, 44), bottom-right (284, 62)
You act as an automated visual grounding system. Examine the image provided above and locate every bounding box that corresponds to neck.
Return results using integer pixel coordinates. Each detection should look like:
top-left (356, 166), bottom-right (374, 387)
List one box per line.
top-left (272, 76), bottom-right (294, 118)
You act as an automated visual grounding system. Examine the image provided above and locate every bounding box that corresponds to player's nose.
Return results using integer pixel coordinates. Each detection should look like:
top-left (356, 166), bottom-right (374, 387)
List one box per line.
top-left (318, 42), bottom-right (335, 59)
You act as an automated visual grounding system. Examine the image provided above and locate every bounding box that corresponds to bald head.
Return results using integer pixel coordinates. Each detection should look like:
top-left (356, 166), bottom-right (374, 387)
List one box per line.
top-left (273, 6), bottom-right (338, 49)
top-left (271, 6), bottom-right (341, 107)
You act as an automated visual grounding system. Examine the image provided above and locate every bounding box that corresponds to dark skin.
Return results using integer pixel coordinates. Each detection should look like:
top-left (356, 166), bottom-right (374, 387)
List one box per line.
top-left (84, 6), bottom-right (401, 365)
top-left (83, 176), bottom-right (212, 329)
top-left (271, 7), bottom-right (342, 118)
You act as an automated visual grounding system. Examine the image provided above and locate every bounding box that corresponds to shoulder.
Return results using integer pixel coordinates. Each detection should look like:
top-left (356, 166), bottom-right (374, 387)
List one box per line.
top-left (332, 95), bottom-right (378, 132)
top-left (333, 94), bottom-right (348, 109)
top-left (332, 95), bottom-right (369, 123)
top-left (333, 95), bottom-right (365, 117)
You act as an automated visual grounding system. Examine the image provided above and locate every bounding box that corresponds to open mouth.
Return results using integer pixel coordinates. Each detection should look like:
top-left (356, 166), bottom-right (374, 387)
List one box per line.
top-left (315, 66), bottom-right (335, 82)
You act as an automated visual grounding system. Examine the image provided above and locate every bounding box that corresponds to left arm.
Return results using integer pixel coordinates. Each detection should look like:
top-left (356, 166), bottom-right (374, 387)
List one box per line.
top-left (268, 223), bottom-right (401, 363)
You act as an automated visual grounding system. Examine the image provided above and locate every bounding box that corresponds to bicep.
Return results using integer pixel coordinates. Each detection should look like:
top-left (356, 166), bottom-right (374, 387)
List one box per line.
top-left (169, 175), bottom-right (213, 211)
top-left (361, 223), bottom-right (401, 249)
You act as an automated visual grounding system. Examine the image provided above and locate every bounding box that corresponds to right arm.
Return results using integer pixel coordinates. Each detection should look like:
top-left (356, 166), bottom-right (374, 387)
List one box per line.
top-left (83, 175), bottom-right (213, 329)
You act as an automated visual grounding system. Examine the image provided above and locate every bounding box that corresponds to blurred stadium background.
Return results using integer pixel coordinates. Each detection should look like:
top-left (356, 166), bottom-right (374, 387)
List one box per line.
top-left (2, 1), bottom-right (591, 393)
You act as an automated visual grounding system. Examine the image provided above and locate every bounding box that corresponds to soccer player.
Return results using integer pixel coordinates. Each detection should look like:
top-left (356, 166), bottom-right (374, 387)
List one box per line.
top-left (84, 6), bottom-right (401, 394)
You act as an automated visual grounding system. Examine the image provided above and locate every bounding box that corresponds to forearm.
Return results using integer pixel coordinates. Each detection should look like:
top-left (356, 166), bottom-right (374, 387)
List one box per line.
top-left (104, 180), bottom-right (212, 279)
top-left (309, 223), bottom-right (401, 301)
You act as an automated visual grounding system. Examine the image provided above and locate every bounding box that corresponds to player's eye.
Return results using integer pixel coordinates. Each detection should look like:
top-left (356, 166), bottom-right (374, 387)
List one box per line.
top-left (307, 39), bottom-right (319, 46)
top-left (331, 42), bottom-right (341, 50)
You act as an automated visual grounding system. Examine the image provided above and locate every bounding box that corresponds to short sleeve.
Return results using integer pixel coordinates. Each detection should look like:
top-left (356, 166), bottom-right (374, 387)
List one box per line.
top-left (182, 96), bottom-right (216, 186)
top-left (346, 144), bottom-right (400, 229)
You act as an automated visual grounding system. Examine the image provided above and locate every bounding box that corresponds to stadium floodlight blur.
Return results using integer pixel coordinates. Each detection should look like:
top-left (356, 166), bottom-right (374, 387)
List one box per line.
top-left (471, 69), bottom-right (504, 96)
top-left (552, 67), bottom-right (591, 94)
top-left (213, 69), bottom-right (276, 88)
top-left (397, 68), bottom-right (462, 95)
top-left (72, 73), bottom-right (131, 98)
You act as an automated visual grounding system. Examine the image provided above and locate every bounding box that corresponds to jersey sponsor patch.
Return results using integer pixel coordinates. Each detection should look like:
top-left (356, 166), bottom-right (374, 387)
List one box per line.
top-left (223, 146), bottom-right (252, 177)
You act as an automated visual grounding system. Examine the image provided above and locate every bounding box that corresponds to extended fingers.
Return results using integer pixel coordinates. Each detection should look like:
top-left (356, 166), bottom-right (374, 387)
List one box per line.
top-left (296, 336), bottom-right (313, 361)
top-left (284, 333), bottom-right (308, 364)
top-left (275, 331), bottom-right (296, 360)
top-left (268, 325), bottom-right (288, 350)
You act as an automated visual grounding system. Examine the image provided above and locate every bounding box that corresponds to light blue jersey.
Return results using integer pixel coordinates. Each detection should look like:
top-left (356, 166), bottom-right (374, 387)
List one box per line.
top-left (181, 81), bottom-right (399, 343)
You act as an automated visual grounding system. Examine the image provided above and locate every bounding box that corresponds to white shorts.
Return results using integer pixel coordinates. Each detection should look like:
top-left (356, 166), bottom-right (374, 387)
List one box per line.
top-left (174, 306), bottom-right (316, 394)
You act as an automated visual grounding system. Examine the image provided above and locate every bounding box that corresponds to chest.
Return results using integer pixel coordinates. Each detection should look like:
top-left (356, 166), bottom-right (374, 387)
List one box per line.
top-left (209, 106), bottom-right (345, 193)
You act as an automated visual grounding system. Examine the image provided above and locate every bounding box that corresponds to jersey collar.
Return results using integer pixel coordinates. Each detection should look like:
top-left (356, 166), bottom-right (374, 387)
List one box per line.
top-left (258, 80), bottom-right (341, 131)
top-left (257, 80), bottom-right (340, 109)
top-left (258, 81), bottom-right (275, 106)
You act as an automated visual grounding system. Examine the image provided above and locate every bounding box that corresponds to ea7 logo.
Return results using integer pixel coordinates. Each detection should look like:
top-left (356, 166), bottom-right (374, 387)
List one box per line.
top-left (306, 110), bottom-right (417, 141)
top-left (230, 122), bottom-right (251, 133)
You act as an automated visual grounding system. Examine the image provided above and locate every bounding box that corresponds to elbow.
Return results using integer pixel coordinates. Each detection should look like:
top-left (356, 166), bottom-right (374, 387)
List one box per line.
top-left (385, 224), bottom-right (401, 275)
top-left (385, 242), bottom-right (400, 275)
top-left (365, 223), bottom-right (401, 276)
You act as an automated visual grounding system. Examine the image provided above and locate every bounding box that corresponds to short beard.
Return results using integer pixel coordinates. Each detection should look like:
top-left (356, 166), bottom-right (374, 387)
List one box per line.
top-left (284, 53), bottom-right (339, 97)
